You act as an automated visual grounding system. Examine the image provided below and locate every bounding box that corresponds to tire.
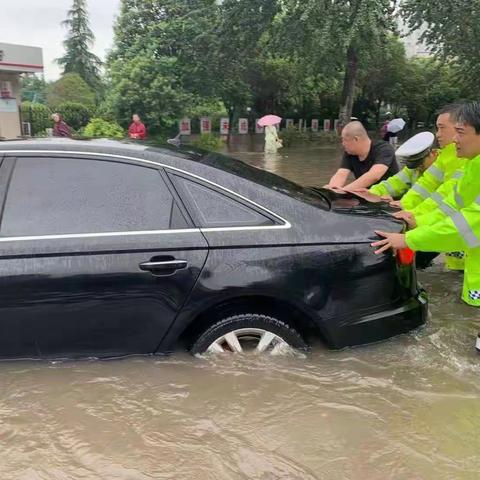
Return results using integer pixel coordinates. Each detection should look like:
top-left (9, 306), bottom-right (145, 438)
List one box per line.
top-left (190, 313), bottom-right (308, 355)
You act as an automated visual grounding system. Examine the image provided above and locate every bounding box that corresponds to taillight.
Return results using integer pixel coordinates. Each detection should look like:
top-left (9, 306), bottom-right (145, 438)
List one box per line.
top-left (397, 248), bottom-right (415, 266)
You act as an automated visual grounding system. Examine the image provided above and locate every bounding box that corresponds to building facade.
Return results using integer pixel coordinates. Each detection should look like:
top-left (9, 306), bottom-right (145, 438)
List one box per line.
top-left (0, 42), bottom-right (43, 139)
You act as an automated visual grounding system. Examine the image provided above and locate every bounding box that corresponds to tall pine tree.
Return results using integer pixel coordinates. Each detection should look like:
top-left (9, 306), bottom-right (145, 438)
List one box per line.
top-left (57, 0), bottom-right (102, 90)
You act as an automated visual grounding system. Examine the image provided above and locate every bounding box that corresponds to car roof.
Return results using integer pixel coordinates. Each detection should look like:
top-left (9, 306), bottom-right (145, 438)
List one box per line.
top-left (0, 138), bottom-right (329, 211)
top-left (0, 137), bottom-right (190, 159)
top-left (0, 138), bottom-right (300, 189)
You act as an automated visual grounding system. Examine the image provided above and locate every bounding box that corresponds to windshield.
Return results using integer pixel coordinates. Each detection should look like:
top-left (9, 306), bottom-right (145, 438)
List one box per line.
top-left (185, 148), bottom-right (331, 211)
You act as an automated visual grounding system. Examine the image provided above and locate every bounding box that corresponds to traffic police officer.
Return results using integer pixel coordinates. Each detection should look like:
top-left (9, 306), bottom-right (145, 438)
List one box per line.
top-left (393, 104), bottom-right (468, 270)
top-left (369, 131), bottom-right (436, 199)
top-left (370, 101), bottom-right (480, 352)
top-left (398, 104), bottom-right (467, 212)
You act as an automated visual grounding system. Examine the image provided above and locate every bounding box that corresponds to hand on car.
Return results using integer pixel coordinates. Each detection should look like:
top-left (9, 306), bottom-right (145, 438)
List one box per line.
top-left (392, 210), bottom-right (417, 229)
top-left (350, 188), bottom-right (369, 193)
top-left (371, 231), bottom-right (408, 254)
top-left (389, 200), bottom-right (402, 208)
top-left (324, 185), bottom-right (346, 192)
top-left (349, 189), bottom-right (384, 203)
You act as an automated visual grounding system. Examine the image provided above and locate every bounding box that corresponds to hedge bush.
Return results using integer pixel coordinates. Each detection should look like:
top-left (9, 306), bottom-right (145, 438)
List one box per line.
top-left (279, 126), bottom-right (311, 148)
top-left (55, 102), bottom-right (93, 131)
top-left (192, 133), bottom-right (224, 151)
top-left (83, 118), bottom-right (124, 139)
top-left (21, 102), bottom-right (52, 136)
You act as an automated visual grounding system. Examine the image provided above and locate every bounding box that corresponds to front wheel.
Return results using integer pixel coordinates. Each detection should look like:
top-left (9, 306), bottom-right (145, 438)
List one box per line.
top-left (190, 313), bottom-right (308, 355)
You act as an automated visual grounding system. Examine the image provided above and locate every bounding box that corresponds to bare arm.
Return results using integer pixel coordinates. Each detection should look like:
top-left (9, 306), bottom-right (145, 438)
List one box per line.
top-left (343, 164), bottom-right (389, 190)
top-left (327, 168), bottom-right (351, 188)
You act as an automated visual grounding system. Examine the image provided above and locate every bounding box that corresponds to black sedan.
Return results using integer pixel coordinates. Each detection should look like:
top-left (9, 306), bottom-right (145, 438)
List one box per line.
top-left (0, 139), bottom-right (427, 359)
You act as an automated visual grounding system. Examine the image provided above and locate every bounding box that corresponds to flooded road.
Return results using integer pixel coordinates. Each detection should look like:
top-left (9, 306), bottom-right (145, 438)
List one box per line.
top-left (2, 141), bottom-right (480, 480)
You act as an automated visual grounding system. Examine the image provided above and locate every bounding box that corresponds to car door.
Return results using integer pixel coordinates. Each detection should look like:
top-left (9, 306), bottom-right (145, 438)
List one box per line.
top-left (0, 154), bottom-right (208, 359)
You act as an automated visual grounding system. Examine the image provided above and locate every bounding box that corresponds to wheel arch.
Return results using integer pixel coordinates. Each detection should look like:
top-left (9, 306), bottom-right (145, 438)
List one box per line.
top-left (176, 294), bottom-right (331, 350)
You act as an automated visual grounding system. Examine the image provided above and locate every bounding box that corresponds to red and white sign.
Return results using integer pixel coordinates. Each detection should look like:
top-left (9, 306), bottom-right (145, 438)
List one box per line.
top-left (238, 118), bottom-right (249, 134)
top-left (0, 81), bottom-right (12, 98)
top-left (200, 117), bottom-right (211, 134)
top-left (255, 120), bottom-right (264, 134)
top-left (220, 117), bottom-right (230, 135)
top-left (311, 119), bottom-right (319, 132)
top-left (179, 117), bottom-right (191, 135)
top-left (285, 119), bottom-right (294, 129)
top-left (323, 119), bottom-right (331, 131)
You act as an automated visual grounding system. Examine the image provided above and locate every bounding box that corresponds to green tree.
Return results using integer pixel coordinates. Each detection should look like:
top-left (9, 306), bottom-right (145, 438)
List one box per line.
top-left (21, 75), bottom-right (49, 104)
top-left (277, 0), bottom-right (396, 125)
top-left (355, 36), bottom-right (407, 125)
top-left (105, 0), bottom-right (220, 132)
top-left (401, 0), bottom-right (480, 95)
top-left (57, 0), bottom-right (102, 90)
top-left (47, 73), bottom-right (96, 108)
top-left (397, 59), bottom-right (469, 128)
top-left (104, 55), bottom-right (199, 131)
top-left (210, 0), bottom-right (280, 131)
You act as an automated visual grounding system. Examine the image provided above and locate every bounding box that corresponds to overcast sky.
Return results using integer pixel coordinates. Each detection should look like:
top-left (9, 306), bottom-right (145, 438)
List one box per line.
top-left (2, 0), bottom-right (120, 80)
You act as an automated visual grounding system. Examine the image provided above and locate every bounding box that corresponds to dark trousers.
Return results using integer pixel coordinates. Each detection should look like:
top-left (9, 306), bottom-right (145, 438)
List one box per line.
top-left (416, 252), bottom-right (440, 270)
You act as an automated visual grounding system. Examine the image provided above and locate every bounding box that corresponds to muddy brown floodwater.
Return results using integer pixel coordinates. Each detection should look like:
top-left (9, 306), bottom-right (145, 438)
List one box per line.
top-left (1, 141), bottom-right (479, 480)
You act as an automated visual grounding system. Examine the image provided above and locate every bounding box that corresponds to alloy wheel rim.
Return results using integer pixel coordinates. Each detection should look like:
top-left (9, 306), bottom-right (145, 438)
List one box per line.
top-left (206, 328), bottom-right (291, 354)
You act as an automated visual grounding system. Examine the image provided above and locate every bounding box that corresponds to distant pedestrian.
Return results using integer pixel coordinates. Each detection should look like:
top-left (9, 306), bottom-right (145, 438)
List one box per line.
top-left (383, 118), bottom-right (405, 146)
top-left (128, 114), bottom-right (147, 140)
top-left (52, 113), bottom-right (71, 138)
top-left (380, 119), bottom-right (390, 140)
top-left (383, 129), bottom-right (399, 146)
top-left (264, 124), bottom-right (282, 153)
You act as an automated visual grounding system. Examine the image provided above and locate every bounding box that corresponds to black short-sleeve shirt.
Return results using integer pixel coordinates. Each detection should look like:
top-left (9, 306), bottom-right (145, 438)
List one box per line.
top-left (341, 140), bottom-right (399, 181)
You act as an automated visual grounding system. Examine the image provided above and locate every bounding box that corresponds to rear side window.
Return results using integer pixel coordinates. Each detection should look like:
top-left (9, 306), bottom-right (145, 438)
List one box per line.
top-left (172, 174), bottom-right (275, 228)
top-left (0, 157), bottom-right (188, 236)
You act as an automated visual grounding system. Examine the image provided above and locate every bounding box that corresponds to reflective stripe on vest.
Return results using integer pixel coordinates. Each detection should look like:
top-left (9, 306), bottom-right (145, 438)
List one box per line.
top-left (382, 180), bottom-right (396, 196)
top-left (452, 170), bottom-right (463, 180)
top-left (431, 192), bottom-right (456, 216)
top-left (454, 184), bottom-right (465, 208)
top-left (430, 193), bottom-right (480, 248)
top-left (412, 183), bottom-right (430, 199)
top-left (397, 170), bottom-right (412, 186)
top-left (427, 165), bottom-right (445, 182)
top-left (450, 211), bottom-right (480, 248)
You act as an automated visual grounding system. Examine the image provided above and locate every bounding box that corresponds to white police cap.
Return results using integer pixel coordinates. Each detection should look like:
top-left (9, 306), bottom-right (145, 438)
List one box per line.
top-left (395, 131), bottom-right (435, 162)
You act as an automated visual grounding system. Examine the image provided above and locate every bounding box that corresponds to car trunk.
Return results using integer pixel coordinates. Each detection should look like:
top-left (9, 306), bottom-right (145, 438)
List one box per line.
top-left (310, 187), bottom-right (421, 298)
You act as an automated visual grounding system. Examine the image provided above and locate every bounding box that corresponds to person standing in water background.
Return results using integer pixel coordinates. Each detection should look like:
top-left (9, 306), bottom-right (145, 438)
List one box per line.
top-left (264, 124), bottom-right (283, 154)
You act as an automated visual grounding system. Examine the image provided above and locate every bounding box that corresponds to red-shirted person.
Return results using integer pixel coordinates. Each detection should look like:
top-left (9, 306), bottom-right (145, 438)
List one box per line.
top-left (128, 114), bottom-right (147, 140)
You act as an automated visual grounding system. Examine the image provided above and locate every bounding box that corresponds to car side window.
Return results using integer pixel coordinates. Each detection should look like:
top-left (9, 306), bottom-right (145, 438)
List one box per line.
top-left (172, 174), bottom-right (275, 228)
top-left (0, 157), bottom-right (188, 236)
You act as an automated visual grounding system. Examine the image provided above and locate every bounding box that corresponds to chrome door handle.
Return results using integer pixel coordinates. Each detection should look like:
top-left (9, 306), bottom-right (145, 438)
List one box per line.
top-left (139, 260), bottom-right (188, 273)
